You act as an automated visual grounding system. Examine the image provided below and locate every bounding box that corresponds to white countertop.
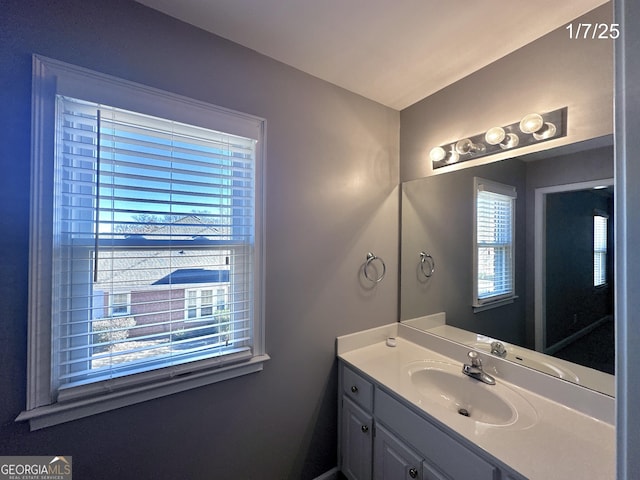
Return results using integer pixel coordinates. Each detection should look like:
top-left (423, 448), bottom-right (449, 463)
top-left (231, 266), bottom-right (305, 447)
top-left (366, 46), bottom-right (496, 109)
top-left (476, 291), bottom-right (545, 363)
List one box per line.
top-left (338, 331), bottom-right (615, 480)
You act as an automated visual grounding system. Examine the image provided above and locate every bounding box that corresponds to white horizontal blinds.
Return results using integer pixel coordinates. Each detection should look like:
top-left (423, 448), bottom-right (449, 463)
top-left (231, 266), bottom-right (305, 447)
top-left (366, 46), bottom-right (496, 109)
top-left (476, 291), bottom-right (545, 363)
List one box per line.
top-left (53, 95), bottom-right (256, 391)
top-left (476, 180), bottom-right (516, 303)
top-left (594, 215), bottom-right (608, 286)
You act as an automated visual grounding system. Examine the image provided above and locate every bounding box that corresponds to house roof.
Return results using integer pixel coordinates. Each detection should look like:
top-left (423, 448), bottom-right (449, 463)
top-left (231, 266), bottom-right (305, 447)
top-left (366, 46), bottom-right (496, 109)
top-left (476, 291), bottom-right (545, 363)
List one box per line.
top-left (95, 216), bottom-right (232, 291)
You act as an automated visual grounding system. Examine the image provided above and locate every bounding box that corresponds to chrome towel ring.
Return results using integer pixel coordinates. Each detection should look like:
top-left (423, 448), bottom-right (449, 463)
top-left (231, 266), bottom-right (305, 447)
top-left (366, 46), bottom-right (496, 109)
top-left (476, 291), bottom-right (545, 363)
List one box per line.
top-left (364, 252), bottom-right (386, 283)
top-left (419, 251), bottom-right (435, 278)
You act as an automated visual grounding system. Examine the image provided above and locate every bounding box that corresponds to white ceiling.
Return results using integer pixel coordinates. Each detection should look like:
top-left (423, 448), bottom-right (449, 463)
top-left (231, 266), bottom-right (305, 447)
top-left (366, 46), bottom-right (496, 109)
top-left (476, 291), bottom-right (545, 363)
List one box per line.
top-left (135, 0), bottom-right (608, 110)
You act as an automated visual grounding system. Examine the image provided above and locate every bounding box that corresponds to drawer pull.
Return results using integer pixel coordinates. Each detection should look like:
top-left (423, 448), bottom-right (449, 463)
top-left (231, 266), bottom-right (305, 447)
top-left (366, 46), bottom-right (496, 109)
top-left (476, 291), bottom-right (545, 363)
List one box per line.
top-left (361, 425), bottom-right (369, 433)
top-left (409, 467), bottom-right (418, 478)
top-left (351, 385), bottom-right (358, 393)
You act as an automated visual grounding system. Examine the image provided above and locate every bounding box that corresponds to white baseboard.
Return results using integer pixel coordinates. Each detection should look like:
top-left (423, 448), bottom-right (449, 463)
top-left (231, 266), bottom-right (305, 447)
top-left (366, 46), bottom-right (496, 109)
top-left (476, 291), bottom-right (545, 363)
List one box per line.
top-left (313, 467), bottom-right (339, 480)
top-left (545, 315), bottom-right (612, 355)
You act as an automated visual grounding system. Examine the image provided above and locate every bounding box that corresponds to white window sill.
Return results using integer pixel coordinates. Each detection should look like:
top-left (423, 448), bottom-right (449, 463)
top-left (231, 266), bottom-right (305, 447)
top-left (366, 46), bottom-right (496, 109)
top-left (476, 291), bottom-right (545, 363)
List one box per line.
top-left (472, 296), bottom-right (518, 313)
top-left (16, 354), bottom-right (270, 431)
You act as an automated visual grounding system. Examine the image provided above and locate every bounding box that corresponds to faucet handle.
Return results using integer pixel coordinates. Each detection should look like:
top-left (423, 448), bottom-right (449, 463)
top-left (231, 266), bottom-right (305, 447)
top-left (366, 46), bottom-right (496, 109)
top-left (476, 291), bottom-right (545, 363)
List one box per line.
top-left (490, 341), bottom-right (507, 358)
top-left (467, 350), bottom-right (482, 367)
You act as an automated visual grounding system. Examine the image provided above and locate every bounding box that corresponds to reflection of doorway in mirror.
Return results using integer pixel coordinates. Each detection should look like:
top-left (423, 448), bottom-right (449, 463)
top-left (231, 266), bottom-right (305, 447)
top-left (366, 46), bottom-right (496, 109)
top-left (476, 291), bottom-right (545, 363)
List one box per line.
top-left (534, 179), bottom-right (614, 375)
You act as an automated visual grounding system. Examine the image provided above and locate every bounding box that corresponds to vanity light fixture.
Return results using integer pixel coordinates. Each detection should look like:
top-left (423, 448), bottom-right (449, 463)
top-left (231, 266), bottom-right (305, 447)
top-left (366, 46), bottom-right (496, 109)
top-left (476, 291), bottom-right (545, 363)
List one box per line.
top-left (430, 107), bottom-right (567, 169)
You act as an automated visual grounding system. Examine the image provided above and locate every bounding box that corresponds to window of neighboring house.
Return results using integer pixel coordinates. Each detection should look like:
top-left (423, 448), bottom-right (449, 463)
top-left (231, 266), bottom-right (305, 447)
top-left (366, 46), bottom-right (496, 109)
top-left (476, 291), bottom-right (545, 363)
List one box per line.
top-left (20, 55), bottom-right (267, 430)
top-left (186, 290), bottom-right (199, 319)
top-left (185, 287), bottom-right (228, 321)
top-left (473, 178), bottom-right (517, 311)
top-left (594, 212), bottom-right (608, 287)
top-left (110, 293), bottom-right (131, 316)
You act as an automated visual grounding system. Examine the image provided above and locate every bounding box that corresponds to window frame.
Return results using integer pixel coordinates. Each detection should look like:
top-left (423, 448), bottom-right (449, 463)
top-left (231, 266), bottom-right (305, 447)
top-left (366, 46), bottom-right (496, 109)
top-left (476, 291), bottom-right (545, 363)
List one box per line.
top-left (18, 55), bottom-right (268, 430)
top-left (472, 177), bottom-right (517, 312)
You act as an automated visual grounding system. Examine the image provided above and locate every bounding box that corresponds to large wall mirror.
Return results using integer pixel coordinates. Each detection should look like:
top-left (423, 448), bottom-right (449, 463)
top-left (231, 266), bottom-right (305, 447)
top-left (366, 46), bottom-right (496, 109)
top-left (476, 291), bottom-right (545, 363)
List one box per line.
top-left (400, 138), bottom-right (614, 396)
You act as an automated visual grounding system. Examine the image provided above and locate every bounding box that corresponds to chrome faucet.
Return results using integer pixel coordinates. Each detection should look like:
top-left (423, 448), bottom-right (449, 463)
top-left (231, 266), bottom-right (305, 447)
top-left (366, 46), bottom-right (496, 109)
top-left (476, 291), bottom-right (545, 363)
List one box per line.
top-left (462, 351), bottom-right (496, 385)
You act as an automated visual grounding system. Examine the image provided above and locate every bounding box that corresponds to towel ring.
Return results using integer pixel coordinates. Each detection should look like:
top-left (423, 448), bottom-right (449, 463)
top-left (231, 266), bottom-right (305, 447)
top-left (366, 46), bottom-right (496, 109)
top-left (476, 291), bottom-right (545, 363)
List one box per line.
top-left (419, 251), bottom-right (435, 278)
top-left (364, 252), bottom-right (386, 283)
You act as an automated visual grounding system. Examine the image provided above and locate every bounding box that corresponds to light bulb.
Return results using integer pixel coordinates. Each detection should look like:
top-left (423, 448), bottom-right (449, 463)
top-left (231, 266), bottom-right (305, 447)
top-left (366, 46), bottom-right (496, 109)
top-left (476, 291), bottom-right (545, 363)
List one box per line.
top-left (455, 138), bottom-right (484, 155)
top-left (533, 122), bottom-right (556, 140)
top-left (502, 133), bottom-right (519, 148)
top-left (455, 138), bottom-right (474, 154)
top-left (429, 146), bottom-right (446, 163)
top-left (445, 149), bottom-right (460, 164)
top-left (485, 127), bottom-right (506, 145)
top-left (485, 127), bottom-right (519, 149)
top-left (519, 113), bottom-right (544, 134)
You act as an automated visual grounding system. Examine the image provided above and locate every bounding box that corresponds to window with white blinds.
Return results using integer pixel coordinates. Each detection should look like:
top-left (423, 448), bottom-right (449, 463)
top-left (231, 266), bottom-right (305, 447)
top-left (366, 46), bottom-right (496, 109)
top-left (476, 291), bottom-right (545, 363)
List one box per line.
top-left (594, 213), bottom-right (608, 287)
top-left (474, 178), bottom-right (516, 307)
top-left (53, 95), bottom-right (258, 393)
top-left (23, 56), bottom-right (266, 428)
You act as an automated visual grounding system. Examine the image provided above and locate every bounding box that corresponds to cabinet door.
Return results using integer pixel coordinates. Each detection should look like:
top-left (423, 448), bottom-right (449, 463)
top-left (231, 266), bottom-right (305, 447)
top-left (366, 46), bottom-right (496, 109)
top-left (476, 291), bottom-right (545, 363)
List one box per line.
top-left (341, 396), bottom-right (373, 480)
top-left (422, 461), bottom-right (448, 480)
top-left (374, 424), bottom-right (423, 480)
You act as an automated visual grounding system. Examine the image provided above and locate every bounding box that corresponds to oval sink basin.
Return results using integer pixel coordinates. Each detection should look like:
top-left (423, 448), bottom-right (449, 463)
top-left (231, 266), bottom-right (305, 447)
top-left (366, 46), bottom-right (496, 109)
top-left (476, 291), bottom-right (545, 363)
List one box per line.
top-left (405, 361), bottom-right (538, 429)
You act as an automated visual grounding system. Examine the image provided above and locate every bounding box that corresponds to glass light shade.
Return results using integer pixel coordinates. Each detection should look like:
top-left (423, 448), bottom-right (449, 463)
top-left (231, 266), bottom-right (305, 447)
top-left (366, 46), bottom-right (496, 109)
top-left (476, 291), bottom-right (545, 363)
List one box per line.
top-left (485, 127), bottom-right (506, 145)
top-left (430, 146), bottom-right (446, 162)
top-left (519, 113), bottom-right (544, 134)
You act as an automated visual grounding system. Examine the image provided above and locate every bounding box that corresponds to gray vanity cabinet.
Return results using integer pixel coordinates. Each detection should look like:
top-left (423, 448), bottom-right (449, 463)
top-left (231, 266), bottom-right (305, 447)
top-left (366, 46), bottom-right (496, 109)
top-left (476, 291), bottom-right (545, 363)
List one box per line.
top-left (339, 361), bottom-right (525, 480)
top-left (374, 424), bottom-right (424, 480)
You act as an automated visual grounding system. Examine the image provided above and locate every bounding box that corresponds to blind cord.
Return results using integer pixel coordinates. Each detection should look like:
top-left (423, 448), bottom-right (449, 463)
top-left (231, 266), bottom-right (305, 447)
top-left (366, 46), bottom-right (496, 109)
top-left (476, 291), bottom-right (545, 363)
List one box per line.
top-left (93, 109), bottom-right (101, 283)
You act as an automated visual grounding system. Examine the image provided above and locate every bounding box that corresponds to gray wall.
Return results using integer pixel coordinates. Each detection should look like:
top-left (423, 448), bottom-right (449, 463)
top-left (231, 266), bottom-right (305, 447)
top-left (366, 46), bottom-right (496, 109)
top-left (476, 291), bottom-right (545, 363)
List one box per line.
top-left (400, 3), bottom-right (613, 182)
top-left (0, 1), bottom-right (399, 479)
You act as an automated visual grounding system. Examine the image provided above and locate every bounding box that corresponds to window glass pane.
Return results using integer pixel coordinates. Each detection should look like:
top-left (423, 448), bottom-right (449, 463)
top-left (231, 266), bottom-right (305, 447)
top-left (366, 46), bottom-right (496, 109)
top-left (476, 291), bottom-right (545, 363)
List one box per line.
top-left (594, 215), bottom-right (608, 286)
top-left (200, 289), bottom-right (214, 317)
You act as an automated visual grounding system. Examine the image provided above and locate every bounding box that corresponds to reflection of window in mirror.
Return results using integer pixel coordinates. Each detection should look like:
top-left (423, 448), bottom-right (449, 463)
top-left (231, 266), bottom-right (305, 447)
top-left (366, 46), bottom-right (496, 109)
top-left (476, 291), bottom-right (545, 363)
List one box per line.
top-left (593, 211), bottom-right (609, 288)
top-left (473, 178), bottom-right (517, 311)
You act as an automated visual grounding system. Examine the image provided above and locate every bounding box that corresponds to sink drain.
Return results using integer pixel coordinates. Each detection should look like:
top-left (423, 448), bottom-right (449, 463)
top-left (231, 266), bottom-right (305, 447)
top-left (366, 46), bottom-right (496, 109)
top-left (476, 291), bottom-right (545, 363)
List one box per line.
top-left (457, 408), bottom-right (470, 417)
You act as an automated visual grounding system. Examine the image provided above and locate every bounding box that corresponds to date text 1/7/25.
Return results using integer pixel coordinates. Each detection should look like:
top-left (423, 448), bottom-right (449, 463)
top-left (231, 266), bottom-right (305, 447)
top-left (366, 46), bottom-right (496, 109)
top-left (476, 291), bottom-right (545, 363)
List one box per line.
top-left (566, 23), bottom-right (620, 40)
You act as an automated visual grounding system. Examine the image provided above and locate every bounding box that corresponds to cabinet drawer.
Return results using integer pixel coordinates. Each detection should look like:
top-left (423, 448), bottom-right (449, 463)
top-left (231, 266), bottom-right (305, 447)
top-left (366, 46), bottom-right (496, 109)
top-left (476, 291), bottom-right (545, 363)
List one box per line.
top-left (376, 389), bottom-right (498, 480)
top-left (342, 365), bottom-right (373, 411)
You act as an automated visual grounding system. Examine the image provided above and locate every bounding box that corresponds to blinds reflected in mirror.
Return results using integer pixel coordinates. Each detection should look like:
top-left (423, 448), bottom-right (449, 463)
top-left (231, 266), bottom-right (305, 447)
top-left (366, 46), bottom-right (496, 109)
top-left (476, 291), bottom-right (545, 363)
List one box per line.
top-left (474, 178), bottom-right (516, 306)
